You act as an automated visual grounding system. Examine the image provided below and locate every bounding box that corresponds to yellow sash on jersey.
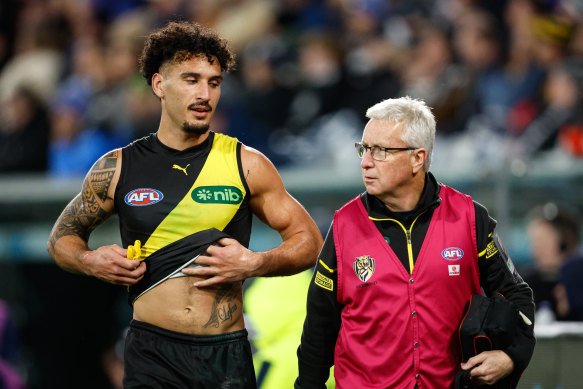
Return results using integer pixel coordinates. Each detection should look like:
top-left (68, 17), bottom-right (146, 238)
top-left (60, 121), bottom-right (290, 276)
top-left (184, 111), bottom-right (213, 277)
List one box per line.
top-left (136, 133), bottom-right (246, 260)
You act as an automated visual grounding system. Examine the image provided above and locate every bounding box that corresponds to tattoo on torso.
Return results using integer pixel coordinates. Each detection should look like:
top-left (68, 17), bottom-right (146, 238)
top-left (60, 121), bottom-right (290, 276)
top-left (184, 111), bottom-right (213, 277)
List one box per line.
top-left (203, 283), bottom-right (239, 329)
top-left (48, 150), bottom-right (119, 254)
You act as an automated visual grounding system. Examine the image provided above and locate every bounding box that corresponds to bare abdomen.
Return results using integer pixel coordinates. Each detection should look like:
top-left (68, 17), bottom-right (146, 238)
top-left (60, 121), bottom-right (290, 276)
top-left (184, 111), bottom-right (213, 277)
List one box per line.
top-left (132, 276), bottom-right (245, 335)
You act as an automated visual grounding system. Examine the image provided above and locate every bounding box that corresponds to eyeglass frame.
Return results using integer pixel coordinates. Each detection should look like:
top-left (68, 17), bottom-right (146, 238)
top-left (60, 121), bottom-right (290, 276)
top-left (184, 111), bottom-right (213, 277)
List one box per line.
top-left (355, 142), bottom-right (418, 161)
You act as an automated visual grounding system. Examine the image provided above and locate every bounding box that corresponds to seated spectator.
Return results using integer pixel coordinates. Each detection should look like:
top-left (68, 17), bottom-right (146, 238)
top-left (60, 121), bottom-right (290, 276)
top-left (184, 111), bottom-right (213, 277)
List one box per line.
top-left (47, 34), bottom-right (135, 177)
top-left (402, 21), bottom-right (471, 135)
top-left (0, 87), bottom-right (49, 173)
top-left (47, 68), bottom-right (110, 178)
top-left (554, 208), bottom-right (583, 321)
top-left (509, 57), bottom-right (583, 160)
top-left (523, 202), bottom-right (583, 321)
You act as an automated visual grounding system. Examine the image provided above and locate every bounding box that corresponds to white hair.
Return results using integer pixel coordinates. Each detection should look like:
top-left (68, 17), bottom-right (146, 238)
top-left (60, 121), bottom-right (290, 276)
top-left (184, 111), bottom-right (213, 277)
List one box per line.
top-left (365, 96), bottom-right (436, 171)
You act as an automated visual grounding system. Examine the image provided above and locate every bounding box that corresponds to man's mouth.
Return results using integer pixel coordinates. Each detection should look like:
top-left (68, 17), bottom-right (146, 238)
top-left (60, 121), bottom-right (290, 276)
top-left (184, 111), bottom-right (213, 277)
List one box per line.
top-left (189, 103), bottom-right (212, 113)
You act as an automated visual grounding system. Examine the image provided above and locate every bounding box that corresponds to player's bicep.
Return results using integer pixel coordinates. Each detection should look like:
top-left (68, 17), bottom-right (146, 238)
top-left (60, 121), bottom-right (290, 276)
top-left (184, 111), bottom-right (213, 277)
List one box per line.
top-left (49, 150), bottom-right (120, 245)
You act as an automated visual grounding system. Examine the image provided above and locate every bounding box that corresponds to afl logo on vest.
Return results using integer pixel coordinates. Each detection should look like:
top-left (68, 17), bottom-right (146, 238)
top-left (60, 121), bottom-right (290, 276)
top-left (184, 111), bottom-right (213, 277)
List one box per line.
top-left (441, 247), bottom-right (464, 261)
top-left (353, 255), bottom-right (375, 283)
top-left (124, 188), bottom-right (164, 206)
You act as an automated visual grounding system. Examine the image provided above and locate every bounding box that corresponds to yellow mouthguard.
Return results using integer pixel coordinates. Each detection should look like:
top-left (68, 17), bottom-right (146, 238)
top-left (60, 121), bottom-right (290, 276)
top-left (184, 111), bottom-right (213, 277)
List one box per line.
top-left (127, 240), bottom-right (142, 261)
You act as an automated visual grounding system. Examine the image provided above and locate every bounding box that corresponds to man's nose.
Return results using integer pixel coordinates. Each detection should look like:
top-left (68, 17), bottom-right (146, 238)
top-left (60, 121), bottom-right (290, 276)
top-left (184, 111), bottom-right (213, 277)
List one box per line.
top-left (361, 149), bottom-right (375, 168)
top-left (197, 82), bottom-right (210, 100)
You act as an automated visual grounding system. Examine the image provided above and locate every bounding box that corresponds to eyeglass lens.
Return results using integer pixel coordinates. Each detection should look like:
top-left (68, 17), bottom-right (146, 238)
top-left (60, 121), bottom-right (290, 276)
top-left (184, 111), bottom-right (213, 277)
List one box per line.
top-left (355, 143), bottom-right (385, 160)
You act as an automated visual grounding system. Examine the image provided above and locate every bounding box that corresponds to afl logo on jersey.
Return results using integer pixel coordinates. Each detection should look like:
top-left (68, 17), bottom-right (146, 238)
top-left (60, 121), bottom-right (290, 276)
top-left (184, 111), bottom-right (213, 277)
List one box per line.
top-left (442, 247), bottom-right (464, 261)
top-left (124, 188), bottom-right (163, 206)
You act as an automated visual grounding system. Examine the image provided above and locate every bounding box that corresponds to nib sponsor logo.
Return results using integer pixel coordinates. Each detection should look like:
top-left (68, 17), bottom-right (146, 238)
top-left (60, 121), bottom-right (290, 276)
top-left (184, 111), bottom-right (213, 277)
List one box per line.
top-left (192, 186), bottom-right (243, 204)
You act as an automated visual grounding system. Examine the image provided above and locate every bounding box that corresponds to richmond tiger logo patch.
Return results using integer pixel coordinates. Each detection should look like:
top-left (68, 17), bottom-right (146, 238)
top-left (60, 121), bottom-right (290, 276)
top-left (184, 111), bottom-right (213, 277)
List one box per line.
top-left (353, 255), bottom-right (375, 283)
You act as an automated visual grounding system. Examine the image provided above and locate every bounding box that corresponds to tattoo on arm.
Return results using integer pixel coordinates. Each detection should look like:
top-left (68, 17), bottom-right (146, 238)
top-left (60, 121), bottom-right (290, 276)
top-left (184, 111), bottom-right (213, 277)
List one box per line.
top-left (48, 151), bottom-right (118, 255)
top-left (203, 284), bottom-right (239, 329)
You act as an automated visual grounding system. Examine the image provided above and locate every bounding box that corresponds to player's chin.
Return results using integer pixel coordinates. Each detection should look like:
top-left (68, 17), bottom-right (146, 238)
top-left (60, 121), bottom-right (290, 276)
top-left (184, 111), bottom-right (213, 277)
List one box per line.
top-left (182, 121), bottom-right (210, 135)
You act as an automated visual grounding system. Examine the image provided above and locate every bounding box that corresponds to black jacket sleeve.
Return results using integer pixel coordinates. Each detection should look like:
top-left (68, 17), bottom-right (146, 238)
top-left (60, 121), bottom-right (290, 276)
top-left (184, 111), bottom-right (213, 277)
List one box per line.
top-left (295, 224), bottom-right (342, 388)
top-left (474, 201), bottom-right (536, 383)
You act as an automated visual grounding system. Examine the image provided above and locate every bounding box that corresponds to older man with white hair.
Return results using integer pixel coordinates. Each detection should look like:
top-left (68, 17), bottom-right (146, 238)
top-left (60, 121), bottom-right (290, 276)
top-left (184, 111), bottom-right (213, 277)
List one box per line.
top-left (295, 96), bottom-right (535, 389)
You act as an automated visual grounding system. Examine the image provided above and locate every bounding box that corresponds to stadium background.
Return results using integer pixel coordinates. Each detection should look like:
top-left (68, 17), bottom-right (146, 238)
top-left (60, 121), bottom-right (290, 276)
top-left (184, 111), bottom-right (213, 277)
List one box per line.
top-left (0, 0), bottom-right (582, 388)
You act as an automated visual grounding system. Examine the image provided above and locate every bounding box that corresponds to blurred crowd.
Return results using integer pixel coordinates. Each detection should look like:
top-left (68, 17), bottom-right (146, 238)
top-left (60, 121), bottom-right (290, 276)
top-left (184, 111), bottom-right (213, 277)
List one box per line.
top-left (1, 0), bottom-right (583, 176)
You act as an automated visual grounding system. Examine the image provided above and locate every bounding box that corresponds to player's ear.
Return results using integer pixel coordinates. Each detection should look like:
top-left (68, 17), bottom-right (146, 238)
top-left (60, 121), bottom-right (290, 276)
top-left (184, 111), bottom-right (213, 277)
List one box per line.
top-left (152, 73), bottom-right (164, 99)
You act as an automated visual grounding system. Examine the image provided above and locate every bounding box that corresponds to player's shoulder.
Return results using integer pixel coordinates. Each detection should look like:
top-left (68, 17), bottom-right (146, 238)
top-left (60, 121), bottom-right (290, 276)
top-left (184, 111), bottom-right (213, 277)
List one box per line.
top-left (240, 144), bottom-right (275, 171)
top-left (90, 148), bottom-right (122, 171)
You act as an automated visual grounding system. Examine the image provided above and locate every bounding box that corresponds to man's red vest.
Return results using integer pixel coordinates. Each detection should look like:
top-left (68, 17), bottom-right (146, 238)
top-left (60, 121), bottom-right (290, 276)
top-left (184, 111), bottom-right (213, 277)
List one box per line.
top-left (333, 185), bottom-right (481, 388)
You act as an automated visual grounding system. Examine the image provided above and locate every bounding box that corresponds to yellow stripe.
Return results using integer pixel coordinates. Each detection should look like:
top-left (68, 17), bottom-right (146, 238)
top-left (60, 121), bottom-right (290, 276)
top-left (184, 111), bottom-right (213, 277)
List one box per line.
top-left (319, 259), bottom-right (336, 273)
top-left (142, 134), bottom-right (245, 259)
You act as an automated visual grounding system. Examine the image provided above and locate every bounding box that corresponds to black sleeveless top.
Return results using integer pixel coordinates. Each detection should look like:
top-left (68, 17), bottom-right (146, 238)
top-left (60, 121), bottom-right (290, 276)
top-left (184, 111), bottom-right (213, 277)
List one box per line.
top-left (114, 132), bottom-right (252, 303)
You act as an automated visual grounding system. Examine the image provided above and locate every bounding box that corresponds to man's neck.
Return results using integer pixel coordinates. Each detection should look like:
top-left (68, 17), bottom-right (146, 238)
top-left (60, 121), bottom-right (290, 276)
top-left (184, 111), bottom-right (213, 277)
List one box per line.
top-left (378, 173), bottom-right (426, 212)
top-left (156, 125), bottom-right (210, 151)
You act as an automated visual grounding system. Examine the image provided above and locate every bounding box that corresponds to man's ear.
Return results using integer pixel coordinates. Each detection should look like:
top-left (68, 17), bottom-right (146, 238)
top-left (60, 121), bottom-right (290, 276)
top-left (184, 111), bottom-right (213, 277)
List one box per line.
top-left (411, 148), bottom-right (427, 174)
top-left (151, 73), bottom-right (164, 99)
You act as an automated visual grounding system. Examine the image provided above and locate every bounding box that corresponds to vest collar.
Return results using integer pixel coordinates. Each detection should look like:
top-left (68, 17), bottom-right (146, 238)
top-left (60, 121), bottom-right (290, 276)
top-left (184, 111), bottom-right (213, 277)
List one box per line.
top-left (363, 172), bottom-right (442, 223)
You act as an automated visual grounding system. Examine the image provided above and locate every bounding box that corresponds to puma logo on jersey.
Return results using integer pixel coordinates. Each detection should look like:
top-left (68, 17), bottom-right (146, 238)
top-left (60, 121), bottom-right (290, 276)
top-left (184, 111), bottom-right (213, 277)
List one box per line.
top-left (172, 163), bottom-right (190, 175)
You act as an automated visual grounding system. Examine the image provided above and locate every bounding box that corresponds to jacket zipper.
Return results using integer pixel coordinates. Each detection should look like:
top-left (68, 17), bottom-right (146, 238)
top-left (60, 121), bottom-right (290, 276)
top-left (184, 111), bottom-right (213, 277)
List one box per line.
top-left (369, 210), bottom-right (428, 274)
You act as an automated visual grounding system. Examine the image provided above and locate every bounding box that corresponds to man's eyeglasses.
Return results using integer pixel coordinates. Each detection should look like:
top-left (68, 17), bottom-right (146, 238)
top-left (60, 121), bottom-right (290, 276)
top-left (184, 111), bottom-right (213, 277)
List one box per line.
top-left (355, 143), bottom-right (417, 161)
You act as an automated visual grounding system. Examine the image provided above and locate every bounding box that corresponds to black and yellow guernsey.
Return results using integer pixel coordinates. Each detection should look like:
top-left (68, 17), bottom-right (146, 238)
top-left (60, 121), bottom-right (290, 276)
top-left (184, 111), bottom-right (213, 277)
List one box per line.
top-left (114, 131), bottom-right (252, 304)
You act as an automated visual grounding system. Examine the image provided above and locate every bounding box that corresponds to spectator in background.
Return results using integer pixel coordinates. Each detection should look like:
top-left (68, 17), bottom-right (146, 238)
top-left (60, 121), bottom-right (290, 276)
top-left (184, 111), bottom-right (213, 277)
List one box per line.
top-left (510, 57), bottom-right (583, 160)
top-left (289, 32), bottom-right (349, 130)
top-left (453, 4), bottom-right (545, 138)
top-left (0, 13), bottom-right (64, 108)
top-left (530, 12), bottom-right (575, 70)
top-left (523, 202), bottom-right (583, 321)
top-left (505, 13), bottom-right (579, 161)
top-left (556, 214), bottom-right (583, 321)
top-left (47, 38), bottom-right (104, 177)
top-left (401, 20), bottom-right (471, 135)
top-left (0, 87), bottom-right (49, 173)
top-left (334, 0), bottom-right (400, 117)
top-left (48, 20), bottom-right (142, 177)
top-left (220, 36), bottom-right (296, 165)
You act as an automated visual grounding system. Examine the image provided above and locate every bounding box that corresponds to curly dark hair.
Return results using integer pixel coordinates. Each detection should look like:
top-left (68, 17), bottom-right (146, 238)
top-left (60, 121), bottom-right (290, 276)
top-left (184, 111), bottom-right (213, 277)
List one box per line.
top-left (139, 22), bottom-right (236, 86)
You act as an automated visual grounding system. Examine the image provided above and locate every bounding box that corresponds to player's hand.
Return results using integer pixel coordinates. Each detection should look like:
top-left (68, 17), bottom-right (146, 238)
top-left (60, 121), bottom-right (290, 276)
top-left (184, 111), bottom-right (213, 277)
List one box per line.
top-left (82, 244), bottom-right (146, 286)
top-left (461, 350), bottom-right (514, 386)
top-left (181, 238), bottom-right (260, 287)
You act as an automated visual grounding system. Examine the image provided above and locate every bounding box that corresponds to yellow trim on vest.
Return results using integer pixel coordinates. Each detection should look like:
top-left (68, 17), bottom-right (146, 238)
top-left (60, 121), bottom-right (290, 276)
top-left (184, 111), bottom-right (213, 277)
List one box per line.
top-left (140, 133), bottom-right (246, 259)
top-left (319, 259), bottom-right (336, 273)
top-left (369, 210), bottom-right (428, 275)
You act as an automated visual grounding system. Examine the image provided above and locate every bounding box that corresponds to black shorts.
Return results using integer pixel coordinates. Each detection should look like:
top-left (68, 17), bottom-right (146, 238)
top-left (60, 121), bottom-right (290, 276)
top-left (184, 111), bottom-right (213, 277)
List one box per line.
top-left (123, 320), bottom-right (256, 389)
